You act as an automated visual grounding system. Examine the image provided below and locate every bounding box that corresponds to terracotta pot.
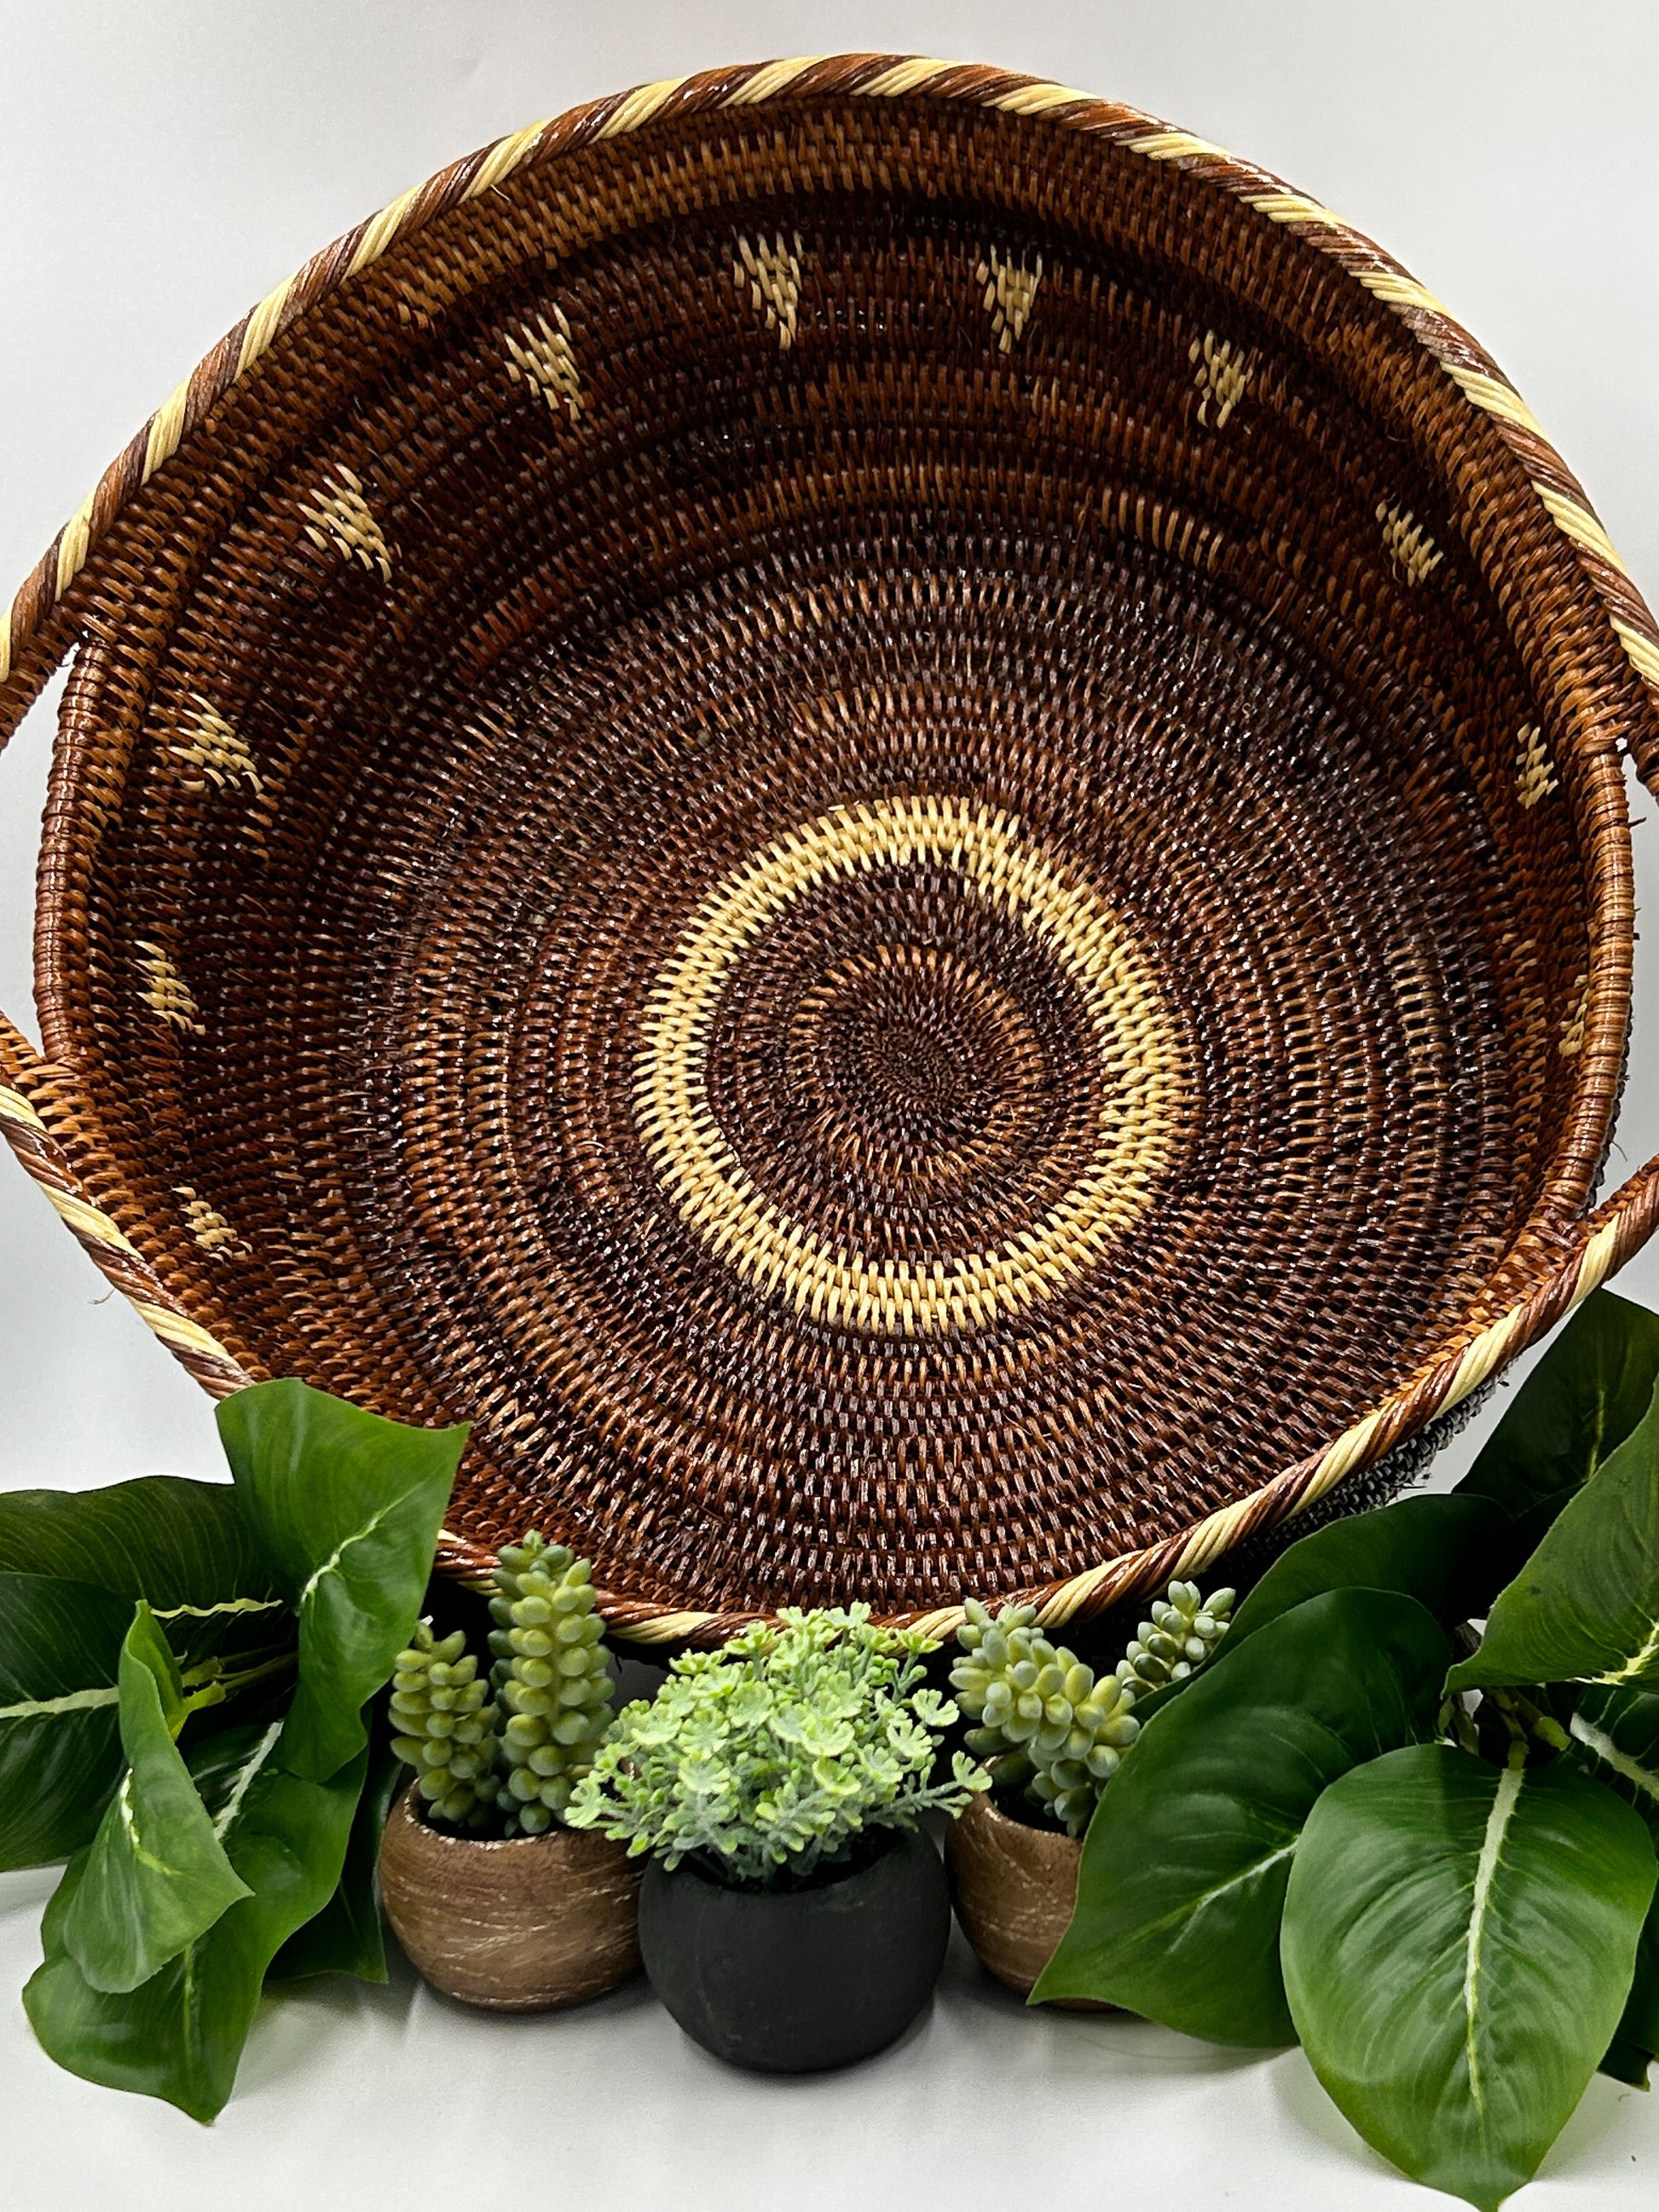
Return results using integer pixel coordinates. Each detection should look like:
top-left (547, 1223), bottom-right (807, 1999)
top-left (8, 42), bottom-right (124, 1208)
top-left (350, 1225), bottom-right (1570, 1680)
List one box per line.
top-left (945, 1791), bottom-right (1109, 2007)
top-left (378, 1782), bottom-right (642, 2010)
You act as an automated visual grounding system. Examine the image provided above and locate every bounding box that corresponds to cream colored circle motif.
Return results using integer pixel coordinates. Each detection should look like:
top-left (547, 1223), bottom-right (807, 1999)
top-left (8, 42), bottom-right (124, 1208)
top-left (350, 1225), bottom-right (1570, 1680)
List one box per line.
top-left (634, 796), bottom-right (1184, 1332)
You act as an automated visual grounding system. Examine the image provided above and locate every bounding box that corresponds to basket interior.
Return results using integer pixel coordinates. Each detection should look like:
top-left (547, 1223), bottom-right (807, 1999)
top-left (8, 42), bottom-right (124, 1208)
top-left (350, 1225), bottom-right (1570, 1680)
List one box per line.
top-left (38, 95), bottom-right (1629, 1619)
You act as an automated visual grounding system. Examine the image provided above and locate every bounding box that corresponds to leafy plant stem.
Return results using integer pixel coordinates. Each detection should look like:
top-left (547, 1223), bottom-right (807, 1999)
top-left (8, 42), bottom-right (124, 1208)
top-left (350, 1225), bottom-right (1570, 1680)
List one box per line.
top-left (1442, 1695), bottom-right (1480, 1756)
top-left (177, 1650), bottom-right (298, 1718)
top-left (1486, 1685), bottom-right (1571, 1758)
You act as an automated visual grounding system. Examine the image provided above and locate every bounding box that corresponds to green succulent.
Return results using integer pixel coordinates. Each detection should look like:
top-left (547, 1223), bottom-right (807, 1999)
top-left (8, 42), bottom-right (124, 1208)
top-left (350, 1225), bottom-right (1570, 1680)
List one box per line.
top-left (566, 1604), bottom-right (987, 1886)
top-left (1116, 1580), bottom-right (1235, 1695)
top-left (488, 1528), bottom-right (563, 1608)
top-left (389, 1622), bottom-right (500, 1828)
top-left (951, 1602), bottom-right (1142, 1836)
top-left (487, 1538), bottom-right (615, 1836)
top-left (388, 1533), bottom-right (617, 1836)
top-left (951, 1579), bottom-right (1233, 1836)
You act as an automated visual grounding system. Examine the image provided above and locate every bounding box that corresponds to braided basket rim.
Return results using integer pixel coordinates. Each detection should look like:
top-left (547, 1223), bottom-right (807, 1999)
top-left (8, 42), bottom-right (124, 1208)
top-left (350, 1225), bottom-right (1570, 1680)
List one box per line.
top-left (3, 53), bottom-right (1659, 1644)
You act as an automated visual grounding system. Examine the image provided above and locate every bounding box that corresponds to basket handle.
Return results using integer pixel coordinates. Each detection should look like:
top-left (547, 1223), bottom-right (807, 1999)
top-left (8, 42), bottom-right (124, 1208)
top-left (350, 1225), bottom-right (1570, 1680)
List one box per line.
top-left (0, 615), bottom-right (252, 1398)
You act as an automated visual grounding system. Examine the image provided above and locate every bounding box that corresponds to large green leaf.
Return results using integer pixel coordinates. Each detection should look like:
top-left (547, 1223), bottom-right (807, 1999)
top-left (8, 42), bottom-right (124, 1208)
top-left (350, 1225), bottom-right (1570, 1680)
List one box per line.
top-left (26, 1726), bottom-right (367, 2122)
top-left (1031, 1589), bottom-right (1448, 2040)
top-left (0, 1571), bottom-right (133, 1869)
top-left (1459, 1289), bottom-right (1659, 1521)
top-left (0, 1474), bottom-right (286, 1672)
top-left (0, 1475), bottom-right (274, 1604)
top-left (1569, 1683), bottom-right (1659, 2059)
top-left (217, 1380), bottom-right (466, 1782)
top-left (62, 1604), bottom-right (250, 1993)
top-left (1225, 1494), bottom-right (1508, 1649)
top-left (1448, 1381), bottom-right (1659, 1696)
top-left (1283, 1743), bottom-right (1656, 2211)
top-left (266, 1727), bottom-right (399, 1984)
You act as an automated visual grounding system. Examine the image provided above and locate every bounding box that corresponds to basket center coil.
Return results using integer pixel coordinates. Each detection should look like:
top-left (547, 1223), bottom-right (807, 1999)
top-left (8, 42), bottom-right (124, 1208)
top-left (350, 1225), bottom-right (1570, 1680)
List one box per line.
top-left (636, 794), bottom-right (1184, 1332)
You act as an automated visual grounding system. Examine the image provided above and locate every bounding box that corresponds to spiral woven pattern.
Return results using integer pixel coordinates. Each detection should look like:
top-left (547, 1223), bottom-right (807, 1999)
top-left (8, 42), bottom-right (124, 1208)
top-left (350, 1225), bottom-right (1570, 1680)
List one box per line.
top-left (9, 62), bottom-right (1658, 1632)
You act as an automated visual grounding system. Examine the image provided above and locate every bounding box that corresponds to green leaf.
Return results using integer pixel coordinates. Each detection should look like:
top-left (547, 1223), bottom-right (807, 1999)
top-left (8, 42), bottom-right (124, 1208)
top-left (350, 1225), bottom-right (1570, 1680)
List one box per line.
top-left (266, 1727), bottom-right (399, 1983)
top-left (1568, 1684), bottom-right (1659, 2058)
top-left (1032, 1589), bottom-right (1448, 2039)
top-left (1460, 1289), bottom-right (1659, 1520)
top-left (1448, 1381), bottom-right (1659, 1696)
top-left (0, 1571), bottom-right (133, 1869)
top-left (0, 1474), bottom-right (286, 1673)
top-left (0, 1476), bottom-right (276, 1608)
top-left (217, 1380), bottom-right (466, 1782)
top-left (62, 1603), bottom-right (251, 1993)
top-left (1283, 1743), bottom-right (1656, 2211)
top-left (26, 1728), bottom-right (367, 2122)
top-left (1226, 1494), bottom-right (1509, 1649)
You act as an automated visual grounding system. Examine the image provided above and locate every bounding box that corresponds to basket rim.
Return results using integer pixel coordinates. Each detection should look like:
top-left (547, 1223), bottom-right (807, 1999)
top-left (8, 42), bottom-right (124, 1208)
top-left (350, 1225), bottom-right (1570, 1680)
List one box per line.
top-left (4, 52), bottom-right (1659, 1645)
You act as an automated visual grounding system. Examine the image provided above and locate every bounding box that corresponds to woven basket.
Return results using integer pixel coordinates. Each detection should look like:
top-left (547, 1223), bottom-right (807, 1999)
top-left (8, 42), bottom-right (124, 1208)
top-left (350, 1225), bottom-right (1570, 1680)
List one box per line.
top-left (7, 55), bottom-right (1659, 1645)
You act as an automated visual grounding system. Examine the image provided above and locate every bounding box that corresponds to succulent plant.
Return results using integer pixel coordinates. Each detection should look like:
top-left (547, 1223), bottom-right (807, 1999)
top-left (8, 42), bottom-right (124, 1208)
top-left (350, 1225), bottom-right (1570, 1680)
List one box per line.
top-left (951, 1602), bottom-right (1142, 1836)
top-left (388, 1533), bottom-right (617, 1836)
top-left (389, 1621), bottom-right (500, 1828)
top-left (951, 1578), bottom-right (1233, 1836)
top-left (488, 1537), bottom-right (614, 1836)
top-left (1116, 1580), bottom-right (1235, 1695)
top-left (566, 1604), bottom-right (987, 1885)
top-left (488, 1528), bottom-right (562, 1608)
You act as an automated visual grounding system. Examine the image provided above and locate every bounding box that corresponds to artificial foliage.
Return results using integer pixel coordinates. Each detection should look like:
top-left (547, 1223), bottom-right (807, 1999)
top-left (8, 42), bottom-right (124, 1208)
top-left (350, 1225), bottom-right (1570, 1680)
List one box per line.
top-left (2, 1378), bottom-right (468, 2119)
top-left (488, 1537), bottom-right (612, 1834)
top-left (389, 1623), bottom-right (500, 1828)
top-left (14, 1289), bottom-right (1659, 2203)
top-left (1116, 1580), bottom-right (1234, 1694)
top-left (951, 1602), bottom-right (1142, 1835)
top-left (951, 1577), bottom-right (1233, 1837)
top-left (385, 1534), bottom-right (617, 1838)
top-left (566, 1604), bottom-right (986, 1885)
top-left (1036, 1286), bottom-right (1659, 2212)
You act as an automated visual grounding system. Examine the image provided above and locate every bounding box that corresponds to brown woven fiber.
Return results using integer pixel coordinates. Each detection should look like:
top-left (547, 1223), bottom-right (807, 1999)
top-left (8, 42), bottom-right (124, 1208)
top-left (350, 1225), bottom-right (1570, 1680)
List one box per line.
top-left (7, 55), bottom-right (1659, 1644)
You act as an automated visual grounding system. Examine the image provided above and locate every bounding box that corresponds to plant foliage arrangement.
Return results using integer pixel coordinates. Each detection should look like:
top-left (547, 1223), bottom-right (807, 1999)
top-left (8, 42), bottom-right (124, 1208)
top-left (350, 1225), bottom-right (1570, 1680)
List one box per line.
top-left (13, 1296), bottom-right (1659, 2203)
top-left (0, 1378), bottom-right (466, 2120)
top-left (390, 1531), bottom-right (616, 1834)
top-left (566, 1604), bottom-right (986, 1884)
top-left (951, 1579), bottom-right (1233, 1834)
top-left (1035, 1287), bottom-right (1659, 2210)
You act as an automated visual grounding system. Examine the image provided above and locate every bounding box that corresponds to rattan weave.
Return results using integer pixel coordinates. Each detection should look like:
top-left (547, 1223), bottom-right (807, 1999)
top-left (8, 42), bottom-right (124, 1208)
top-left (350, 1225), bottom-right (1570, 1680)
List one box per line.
top-left (6, 56), bottom-right (1659, 1643)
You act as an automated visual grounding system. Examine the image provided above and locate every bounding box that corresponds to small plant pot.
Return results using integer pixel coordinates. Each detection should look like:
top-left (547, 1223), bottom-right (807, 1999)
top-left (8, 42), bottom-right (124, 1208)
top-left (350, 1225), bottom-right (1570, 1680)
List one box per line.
top-left (639, 1825), bottom-right (951, 2071)
top-left (379, 1782), bottom-right (642, 2011)
top-left (945, 1790), bottom-right (1109, 2008)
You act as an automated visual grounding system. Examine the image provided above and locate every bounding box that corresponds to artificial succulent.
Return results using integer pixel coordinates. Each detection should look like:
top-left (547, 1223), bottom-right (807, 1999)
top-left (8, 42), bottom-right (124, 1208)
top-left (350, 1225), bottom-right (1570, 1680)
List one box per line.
top-left (951, 1575), bottom-right (1234, 1836)
top-left (951, 1603), bottom-right (1140, 1835)
top-left (389, 1621), bottom-right (501, 1828)
top-left (488, 1533), bottom-right (614, 1835)
top-left (1117, 1579), bottom-right (1235, 1694)
top-left (566, 1603), bottom-right (987, 1885)
top-left (389, 1531), bottom-right (616, 1837)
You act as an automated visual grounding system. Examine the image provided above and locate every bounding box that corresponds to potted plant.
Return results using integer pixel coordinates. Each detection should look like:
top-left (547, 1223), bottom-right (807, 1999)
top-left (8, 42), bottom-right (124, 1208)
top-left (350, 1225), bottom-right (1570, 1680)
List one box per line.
top-left (378, 1533), bottom-right (641, 2011)
top-left (565, 1604), bottom-right (987, 2071)
top-left (946, 1580), bottom-right (1233, 2000)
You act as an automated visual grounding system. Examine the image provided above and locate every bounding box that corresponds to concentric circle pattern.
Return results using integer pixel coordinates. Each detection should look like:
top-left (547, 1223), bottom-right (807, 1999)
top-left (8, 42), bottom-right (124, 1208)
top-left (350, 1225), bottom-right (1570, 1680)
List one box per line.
top-left (32, 84), bottom-right (1634, 1626)
top-left (636, 795), bottom-right (1185, 1331)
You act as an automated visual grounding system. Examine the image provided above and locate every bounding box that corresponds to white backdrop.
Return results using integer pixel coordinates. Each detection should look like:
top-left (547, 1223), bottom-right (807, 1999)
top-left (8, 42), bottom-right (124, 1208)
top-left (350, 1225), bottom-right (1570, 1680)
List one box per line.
top-left (2, 5), bottom-right (1658, 2205)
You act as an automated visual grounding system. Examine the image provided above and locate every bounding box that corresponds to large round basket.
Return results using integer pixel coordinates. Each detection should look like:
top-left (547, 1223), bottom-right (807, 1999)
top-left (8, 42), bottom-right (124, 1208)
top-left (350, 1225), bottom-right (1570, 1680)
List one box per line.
top-left (6, 56), bottom-right (1659, 1643)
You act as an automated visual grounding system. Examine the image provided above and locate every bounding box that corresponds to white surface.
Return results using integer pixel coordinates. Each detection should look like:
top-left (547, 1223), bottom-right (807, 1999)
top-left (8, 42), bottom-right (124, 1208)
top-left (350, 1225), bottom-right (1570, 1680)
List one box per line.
top-left (3, 4), bottom-right (1659, 2204)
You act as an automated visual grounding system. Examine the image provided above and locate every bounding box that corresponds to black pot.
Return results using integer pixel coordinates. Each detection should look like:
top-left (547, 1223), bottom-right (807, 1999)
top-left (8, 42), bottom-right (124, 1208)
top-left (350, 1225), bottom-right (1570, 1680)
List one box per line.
top-left (638, 1826), bottom-right (951, 2072)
